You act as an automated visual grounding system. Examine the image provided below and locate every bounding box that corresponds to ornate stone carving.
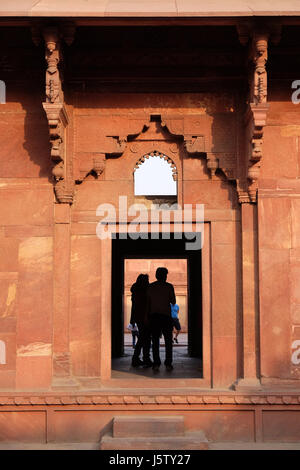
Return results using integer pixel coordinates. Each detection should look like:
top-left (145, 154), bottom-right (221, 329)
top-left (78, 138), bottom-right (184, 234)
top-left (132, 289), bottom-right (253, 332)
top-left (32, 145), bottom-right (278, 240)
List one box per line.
top-left (235, 25), bottom-right (276, 203)
top-left (43, 26), bottom-right (62, 104)
top-left (40, 25), bottom-right (75, 204)
top-left (42, 102), bottom-right (68, 163)
top-left (74, 113), bottom-right (239, 201)
top-left (76, 115), bottom-right (205, 185)
top-left (184, 135), bottom-right (205, 154)
top-left (206, 154), bottom-right (219, 178)
top-left (251, 32), bottom-right (268, 105)
top-left (93, 154), bottom-right (106, 177)
top-left (237, 182), bottom-right (251, 204)
top-left (77, 153), bottom-right (106, 182)
top-left (42, 101), bottom-right (73, 203)
top-left (243, 101), bottom-right (270, 203)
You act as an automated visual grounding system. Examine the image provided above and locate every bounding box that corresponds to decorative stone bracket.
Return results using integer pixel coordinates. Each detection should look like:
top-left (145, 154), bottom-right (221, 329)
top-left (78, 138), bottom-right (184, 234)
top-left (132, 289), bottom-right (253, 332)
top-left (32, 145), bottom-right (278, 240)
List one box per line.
top-left (184, 135), bottom-right (205, 154)
top-left (77, 153), bottom-right (106, 183)
top-left (76, 139), bottom-right (126, 183)
top-left (43, 102), bottom-right (74, 203)
top-left (244, 102), bottom-right (269, 202)
top-left (236, 23), bottom-right (281, 203)
top-left (32, 23), bottom-right (76, 203)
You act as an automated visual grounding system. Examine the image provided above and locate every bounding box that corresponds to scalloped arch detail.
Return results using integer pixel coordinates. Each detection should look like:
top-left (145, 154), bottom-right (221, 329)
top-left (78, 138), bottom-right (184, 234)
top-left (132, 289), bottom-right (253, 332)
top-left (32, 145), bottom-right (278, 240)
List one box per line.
top-left (133, 150), bottom-right (178, 181)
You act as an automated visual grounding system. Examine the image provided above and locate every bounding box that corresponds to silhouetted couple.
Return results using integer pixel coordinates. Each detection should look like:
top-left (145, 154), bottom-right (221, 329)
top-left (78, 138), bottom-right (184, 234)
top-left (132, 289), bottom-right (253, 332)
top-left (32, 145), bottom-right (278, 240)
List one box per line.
top-left (130, 267), bottom-right (176, 372)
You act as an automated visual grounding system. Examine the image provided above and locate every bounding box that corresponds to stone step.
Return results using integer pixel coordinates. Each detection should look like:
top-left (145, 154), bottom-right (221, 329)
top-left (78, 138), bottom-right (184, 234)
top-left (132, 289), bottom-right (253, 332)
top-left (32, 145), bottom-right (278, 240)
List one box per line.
top-left (113, 415), bottom-right (185, 438)
top-left (100, 431), bottom-right (209, 450)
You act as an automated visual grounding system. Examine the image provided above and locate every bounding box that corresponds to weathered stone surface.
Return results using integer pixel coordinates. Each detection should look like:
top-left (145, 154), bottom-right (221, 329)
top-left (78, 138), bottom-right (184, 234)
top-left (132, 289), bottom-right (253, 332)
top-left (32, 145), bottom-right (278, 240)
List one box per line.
top-left (100, 432), bottom-right (209, 450)
top-left (113, 416), bottom-right (185, 437)
top-left (0, 411), bottom-right (46, 443)
top-left (0, 189), bottom-right (53, 226)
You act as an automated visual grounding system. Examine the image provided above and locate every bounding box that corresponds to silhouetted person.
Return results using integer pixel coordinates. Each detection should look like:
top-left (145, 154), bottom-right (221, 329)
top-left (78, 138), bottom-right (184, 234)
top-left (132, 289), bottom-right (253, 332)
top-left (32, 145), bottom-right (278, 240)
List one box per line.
top-left (130, 274), bottom-right (153, 367)
top-left (147, 267), bottom-right (176, 371)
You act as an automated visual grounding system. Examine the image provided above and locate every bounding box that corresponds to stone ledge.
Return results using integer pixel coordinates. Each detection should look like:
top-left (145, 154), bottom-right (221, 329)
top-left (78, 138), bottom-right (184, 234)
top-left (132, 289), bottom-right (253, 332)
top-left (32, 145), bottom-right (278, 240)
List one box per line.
top-left (0, 393), bottom-right (300, 406)
top-left (1, 1), bottom-right (300, 18)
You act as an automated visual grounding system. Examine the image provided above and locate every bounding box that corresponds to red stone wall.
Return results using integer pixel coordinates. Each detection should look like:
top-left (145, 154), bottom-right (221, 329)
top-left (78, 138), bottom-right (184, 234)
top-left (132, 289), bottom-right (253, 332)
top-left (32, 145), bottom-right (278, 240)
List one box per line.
top-left (258, 87), bottom-right (300, 384)
top-left (0, 88), bottom-right (242, 391)
top-left (1, 87), bottom-right (299, 392)
top-left (0, 84), bottom-right (54, 390)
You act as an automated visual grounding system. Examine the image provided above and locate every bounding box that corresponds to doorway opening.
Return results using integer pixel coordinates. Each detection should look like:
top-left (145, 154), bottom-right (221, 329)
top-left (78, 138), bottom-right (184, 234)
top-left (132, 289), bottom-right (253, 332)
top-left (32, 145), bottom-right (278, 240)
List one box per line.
top-left (111, 233), bottom-right (202, 379)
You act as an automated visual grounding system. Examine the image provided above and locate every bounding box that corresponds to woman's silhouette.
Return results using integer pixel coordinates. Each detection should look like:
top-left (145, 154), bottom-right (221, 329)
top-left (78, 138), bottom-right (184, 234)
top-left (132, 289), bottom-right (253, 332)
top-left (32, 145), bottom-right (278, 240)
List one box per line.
top-left (130, 274), bottom-right (153, 367)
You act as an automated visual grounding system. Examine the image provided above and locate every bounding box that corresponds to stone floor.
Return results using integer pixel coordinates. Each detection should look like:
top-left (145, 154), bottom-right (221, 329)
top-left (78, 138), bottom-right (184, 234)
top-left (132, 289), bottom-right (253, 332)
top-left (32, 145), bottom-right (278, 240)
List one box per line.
top-left (111, 333), bottom-right (203, 379)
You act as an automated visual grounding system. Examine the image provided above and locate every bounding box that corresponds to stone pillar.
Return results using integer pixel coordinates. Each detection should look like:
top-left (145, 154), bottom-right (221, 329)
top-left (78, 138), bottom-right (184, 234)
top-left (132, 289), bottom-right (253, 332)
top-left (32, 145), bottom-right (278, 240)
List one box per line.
top-left (52, 203), bottom-right (78, 389)
top-left (235, 203), bottom-right (261, 390)
top-left (211, 219), bottom-right (239, 389)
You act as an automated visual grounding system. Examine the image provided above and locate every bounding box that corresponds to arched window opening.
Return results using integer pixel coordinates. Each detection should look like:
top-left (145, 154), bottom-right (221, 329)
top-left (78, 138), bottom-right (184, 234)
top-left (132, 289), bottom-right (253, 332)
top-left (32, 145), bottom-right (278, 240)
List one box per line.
top-left (134, 152), bottom-right (177, 196)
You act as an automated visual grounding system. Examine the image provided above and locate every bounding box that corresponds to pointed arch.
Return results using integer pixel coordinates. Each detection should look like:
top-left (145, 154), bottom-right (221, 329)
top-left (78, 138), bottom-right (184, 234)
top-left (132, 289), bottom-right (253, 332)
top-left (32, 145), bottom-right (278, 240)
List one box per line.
top-left (133, 151), bottom-right (178, 196)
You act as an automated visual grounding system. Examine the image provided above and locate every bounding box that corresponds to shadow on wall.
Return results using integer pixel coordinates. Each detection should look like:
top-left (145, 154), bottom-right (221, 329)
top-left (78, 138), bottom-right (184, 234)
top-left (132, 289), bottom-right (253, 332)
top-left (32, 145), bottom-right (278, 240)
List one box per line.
top-left (0, 26), bottom-right (52, 180)
top-left (22, 88), bottom-right (52, 180)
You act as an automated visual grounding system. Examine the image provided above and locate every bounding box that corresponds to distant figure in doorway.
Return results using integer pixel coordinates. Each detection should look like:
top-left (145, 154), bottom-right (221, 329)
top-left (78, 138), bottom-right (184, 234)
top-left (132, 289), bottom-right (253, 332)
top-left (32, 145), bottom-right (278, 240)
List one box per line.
top-left (171, 303), bottom-right (181, 343)
top-left (127, 322), bottom-right (139, 348)
top-left (130, 274), bottom-right (153, 368)
top-left (147, 267), bottom-right (176, 371)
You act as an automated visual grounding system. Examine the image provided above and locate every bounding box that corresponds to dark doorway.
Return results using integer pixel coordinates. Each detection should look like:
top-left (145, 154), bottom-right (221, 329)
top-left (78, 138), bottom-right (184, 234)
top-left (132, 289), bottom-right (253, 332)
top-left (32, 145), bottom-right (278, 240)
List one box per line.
top-left (111, 233), bottom-right (202, 370)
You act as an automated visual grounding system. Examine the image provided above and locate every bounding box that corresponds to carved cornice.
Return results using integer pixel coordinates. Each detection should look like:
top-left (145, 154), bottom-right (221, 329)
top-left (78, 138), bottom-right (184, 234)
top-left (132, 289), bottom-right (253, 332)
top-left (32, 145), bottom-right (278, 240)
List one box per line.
top-left (75, 115), bottom-right (206, 186)
top-left (0, 394), bottom-right (300, 406)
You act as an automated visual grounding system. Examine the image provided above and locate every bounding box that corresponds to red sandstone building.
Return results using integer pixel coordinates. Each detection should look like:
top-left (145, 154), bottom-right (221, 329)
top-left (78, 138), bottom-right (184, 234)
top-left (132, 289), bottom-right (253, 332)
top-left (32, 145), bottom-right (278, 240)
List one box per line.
top-left (0, 1), bottom-right (300, 448)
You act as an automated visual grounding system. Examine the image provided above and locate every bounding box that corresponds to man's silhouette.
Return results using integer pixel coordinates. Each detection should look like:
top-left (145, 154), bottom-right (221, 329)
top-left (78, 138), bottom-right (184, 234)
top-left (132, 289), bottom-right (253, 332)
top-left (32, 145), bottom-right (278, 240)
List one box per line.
top-left (130, 274), bottom-right (152, 368)
top-left (147, 267), bottom-right (176, 371)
